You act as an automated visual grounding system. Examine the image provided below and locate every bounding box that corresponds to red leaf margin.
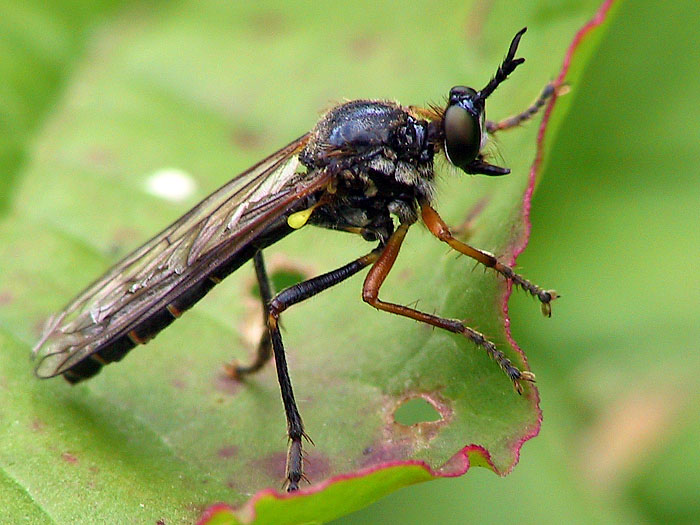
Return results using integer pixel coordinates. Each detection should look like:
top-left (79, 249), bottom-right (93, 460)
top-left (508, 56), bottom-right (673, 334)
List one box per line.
top-left (502, 0), bottom-right (617, 469)
top-left (199, 2), bottom-right (617, 523)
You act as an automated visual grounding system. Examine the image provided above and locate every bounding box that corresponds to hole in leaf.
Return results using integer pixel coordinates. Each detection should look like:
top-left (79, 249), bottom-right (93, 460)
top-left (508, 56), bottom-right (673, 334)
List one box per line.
top-left (394, 397), bottom-right (442, 425)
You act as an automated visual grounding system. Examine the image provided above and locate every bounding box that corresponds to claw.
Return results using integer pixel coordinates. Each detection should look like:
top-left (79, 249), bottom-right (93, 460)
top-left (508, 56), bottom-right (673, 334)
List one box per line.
top-left (539, 289), bottom-right (559, 317)
top-left (520, 370), bottom-right (536, 382)
top-left (512, 370), bottom-right (536, 395)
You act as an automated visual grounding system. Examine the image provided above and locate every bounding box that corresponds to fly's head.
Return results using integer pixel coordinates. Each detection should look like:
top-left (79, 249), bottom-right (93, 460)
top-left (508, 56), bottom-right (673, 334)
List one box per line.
top-left (441, 27), bottom-right (528, 176)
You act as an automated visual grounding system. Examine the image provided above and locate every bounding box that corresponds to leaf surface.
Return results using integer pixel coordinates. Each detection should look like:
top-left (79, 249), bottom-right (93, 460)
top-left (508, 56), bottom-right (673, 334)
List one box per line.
top-left (0, 1), bottom-right (614, 523)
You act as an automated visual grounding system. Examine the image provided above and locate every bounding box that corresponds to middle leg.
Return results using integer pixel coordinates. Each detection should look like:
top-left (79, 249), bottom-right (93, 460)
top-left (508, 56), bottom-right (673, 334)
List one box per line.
top-left (253, 247), bottom-right (382, 490)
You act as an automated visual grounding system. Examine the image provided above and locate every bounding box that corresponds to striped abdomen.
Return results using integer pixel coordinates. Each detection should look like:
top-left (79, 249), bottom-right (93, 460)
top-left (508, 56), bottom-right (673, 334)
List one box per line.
top-left (62, 223), bottom-right (292, 383)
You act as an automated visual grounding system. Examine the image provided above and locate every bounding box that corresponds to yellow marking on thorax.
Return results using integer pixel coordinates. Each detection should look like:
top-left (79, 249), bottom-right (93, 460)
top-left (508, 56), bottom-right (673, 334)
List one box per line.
top-left (287, 208), bottom-right (314, 229)
top-left (287, 199), bottom-right (325, 230)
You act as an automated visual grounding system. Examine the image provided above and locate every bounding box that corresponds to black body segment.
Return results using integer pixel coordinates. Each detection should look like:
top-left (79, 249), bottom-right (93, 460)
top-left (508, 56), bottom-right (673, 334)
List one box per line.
top-left (61, 218), bottom-right (296, 383)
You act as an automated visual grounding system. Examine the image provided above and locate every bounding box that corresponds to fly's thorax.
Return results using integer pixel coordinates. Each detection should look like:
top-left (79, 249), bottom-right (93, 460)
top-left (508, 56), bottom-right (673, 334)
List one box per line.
top-left (304, 99), bottom-right (403, 158)
top-left (302, 99), bottom-right (437, 204)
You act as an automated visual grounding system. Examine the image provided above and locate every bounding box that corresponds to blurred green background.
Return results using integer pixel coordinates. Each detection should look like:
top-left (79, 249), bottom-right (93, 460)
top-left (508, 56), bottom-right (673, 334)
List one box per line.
top-left (1, 0), bottom-right (698, 523)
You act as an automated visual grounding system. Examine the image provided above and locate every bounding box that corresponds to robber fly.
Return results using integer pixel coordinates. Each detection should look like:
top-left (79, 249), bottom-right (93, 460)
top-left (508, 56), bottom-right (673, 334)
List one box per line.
top-left (34, 28), bottom-right (558, 491)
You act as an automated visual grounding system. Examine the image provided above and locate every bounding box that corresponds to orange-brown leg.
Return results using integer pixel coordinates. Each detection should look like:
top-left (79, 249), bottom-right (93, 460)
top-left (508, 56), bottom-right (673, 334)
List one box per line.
top-left (362, 222), bottom-right (535, 393)
top-left (421, 202), bottom-right (558, 316)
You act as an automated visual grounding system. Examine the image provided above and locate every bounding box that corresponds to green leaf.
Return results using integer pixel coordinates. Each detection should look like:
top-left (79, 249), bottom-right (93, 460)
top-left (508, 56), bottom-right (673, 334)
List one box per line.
top-left (0, 1), bottom-right (613, 523)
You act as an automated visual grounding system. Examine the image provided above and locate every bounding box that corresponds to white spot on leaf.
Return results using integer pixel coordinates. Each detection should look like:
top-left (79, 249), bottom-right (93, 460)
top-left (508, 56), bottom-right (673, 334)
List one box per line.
top-left (144, 168), bottom-right (196, 202)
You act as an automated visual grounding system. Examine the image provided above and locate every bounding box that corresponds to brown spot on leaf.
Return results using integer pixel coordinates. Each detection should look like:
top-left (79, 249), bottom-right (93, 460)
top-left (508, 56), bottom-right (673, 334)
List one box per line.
top-left (362, 391), bottom-right (454, 464)
top-left (252, 451), bottom-right (287, 479)
top-left (247, 11), bottom-right (287, 38)
top-left (231, 127), bottom-right (264, 151)
top-left (62, 452), bottom-right (78, 464)
top-left (0, 290), bottom-right (13, 306)
top-left (226, 478), bottom-right (242, 492)
top-left (217, 445), bottom-right (238, 459)
top-left (348, 34), bottom-right (381, 59)
top-left (303, 451), bottom-right (332, 480)
top-left (31, 419), bottom-right (45, 433)
top-left (360, 392), bottom-right (453, 468)
top-left (395, 268), bottom-right (414, 282)
top-left (87, 147), bottom-right (114, 168)
top-left (110, 228), bottom-right (140, 254)
top-left (360, 442), bottom-right (411, 468)
top-left (463, 2), bottom-right (492, 41)
top-left (213, 371), bottom-right (242, 396)
top-left (251, 449), bottom-right (332, 484)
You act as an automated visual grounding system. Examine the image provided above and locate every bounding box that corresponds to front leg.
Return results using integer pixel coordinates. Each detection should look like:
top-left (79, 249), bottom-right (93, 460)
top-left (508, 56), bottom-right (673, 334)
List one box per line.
top-left (420, 202), bottom-right (558, 316)
top-left (362, 223), bottom-right (535, 393)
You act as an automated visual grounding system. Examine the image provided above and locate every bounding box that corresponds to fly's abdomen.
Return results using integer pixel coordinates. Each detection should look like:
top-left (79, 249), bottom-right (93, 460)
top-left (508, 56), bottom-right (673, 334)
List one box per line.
top-left (62, 274), bottom-right (221, 383)
top-left (58, 220), bottom-right (295, 384)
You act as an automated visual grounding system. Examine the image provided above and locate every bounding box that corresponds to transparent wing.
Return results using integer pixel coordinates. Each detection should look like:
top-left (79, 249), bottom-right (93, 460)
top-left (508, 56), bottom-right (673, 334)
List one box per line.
top-left (34, 134), bottom-right (329, 377)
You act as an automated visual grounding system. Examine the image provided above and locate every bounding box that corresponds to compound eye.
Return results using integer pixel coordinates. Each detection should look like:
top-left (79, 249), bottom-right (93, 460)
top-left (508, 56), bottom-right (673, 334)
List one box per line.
top-left (444, 104), bottom-right (481, 170)
top-left (449, 86), bottom-right (477, 103)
